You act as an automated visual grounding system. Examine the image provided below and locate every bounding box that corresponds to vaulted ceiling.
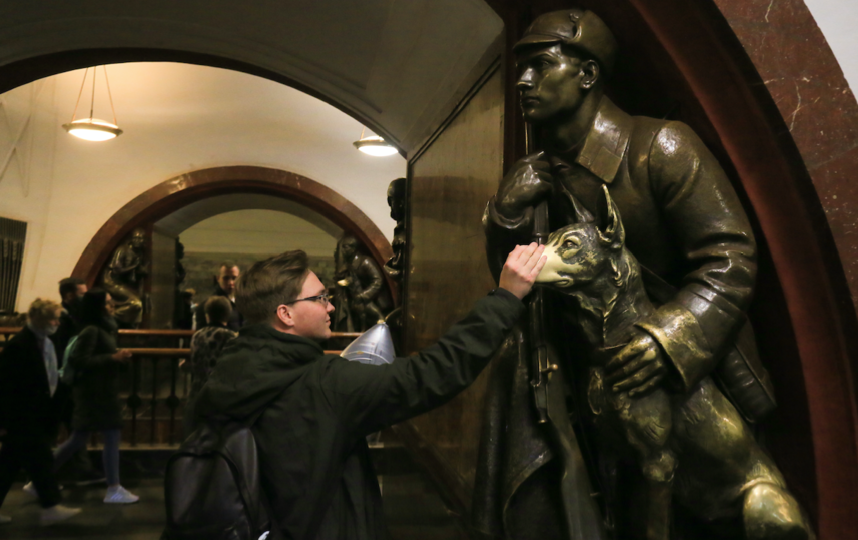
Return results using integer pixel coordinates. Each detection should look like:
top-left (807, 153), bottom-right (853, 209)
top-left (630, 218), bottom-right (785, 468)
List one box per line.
top-left (0, 0), bottom-right (504, 155)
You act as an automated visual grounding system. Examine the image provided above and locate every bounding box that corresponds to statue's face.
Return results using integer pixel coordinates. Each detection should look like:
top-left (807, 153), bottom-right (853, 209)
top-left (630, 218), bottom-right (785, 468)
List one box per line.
top-left (340, 238), bottom-right (358, 257)
top-left (516, 44), bottom-right (588, 124)
top-left (131, 230), bottom-right (145, 249)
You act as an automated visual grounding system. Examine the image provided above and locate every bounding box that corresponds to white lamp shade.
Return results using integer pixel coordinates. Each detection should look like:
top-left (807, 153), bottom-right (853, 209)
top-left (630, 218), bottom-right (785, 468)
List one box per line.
top-left (353, 135), bottom-right (398, 156)
top-left (62, 118), bottom-right (123, 141)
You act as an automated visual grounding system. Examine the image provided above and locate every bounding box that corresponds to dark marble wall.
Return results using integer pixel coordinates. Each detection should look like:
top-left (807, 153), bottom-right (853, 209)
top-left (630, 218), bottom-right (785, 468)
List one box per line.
top-left (403, 67), bottom-right (504, 510)
top-left (712, 0), bottom-right (858, 304)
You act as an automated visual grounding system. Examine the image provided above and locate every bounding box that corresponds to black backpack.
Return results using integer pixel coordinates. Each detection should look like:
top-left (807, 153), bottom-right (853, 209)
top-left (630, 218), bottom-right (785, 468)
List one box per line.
top-left (162, 416), bottom-right (270, 540)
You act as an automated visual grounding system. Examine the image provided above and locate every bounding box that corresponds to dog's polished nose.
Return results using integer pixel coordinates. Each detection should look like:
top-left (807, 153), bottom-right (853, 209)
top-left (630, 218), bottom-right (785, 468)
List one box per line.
top-left (535, 244), bottom-right (563, 283)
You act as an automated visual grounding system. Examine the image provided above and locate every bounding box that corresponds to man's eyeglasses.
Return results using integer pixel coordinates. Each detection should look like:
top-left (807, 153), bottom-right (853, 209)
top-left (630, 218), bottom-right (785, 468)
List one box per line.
top-left (284, 292), bottom-right (330, 307)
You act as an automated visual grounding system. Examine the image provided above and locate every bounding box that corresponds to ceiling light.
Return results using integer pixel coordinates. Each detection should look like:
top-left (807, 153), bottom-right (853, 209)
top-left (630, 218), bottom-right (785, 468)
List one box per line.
top-left (63, 119), bottom-right (122, 141)
top-left (353, 128), bottom-right (397, 156)
top-left (62, 66), bottom-right (123, 141)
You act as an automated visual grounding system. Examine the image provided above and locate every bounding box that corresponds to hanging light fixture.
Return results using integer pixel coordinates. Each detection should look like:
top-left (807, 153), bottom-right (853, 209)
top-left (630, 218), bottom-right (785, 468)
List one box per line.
top-left (353, 127), bottom-right (397, 156)
top-left (62, 66), bottom-right (123, 141)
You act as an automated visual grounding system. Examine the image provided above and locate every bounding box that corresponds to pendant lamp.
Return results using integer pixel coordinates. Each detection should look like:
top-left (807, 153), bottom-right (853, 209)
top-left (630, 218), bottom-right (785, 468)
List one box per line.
top-left (353, 127), bottom-right (397, 156)
top-left (62, 66), bottom-right (123, 141)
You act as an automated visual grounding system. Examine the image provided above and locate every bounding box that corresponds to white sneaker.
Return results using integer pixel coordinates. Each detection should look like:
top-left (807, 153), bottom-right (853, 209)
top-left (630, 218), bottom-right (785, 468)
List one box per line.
top-left (39, 504), bottom-right (81, 526)
top-left (23, 481), bottom-right (61, 499)
top-left (103, 485), bottom-right (139, 504)
top-left (0, 514), bottom-right (11, 524)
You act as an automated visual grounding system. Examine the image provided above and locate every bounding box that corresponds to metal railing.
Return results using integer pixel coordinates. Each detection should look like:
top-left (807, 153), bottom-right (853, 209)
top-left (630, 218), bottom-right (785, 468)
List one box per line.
top-left (0, 328), bottom-right (360, 447)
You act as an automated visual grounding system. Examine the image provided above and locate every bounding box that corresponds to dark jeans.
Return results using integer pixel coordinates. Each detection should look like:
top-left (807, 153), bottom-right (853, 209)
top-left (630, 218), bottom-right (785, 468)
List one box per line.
top-left (54, 430), bottom-right (120, 486)
top-left (0, 431), bottom-right (61, 509)
top-left (52, 383), bottom-right (96, 478)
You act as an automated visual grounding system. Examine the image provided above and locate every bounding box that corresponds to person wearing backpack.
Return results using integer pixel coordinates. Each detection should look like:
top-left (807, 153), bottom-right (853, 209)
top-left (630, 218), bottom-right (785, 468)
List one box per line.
top-left (192, 244), bottom-right (544, 540)
top-left (51, 277), bottom-right (106, 487)
top-left (49, 288), bottom-right (139, 504)
top-left (0, 299), bottom-right (82, 526)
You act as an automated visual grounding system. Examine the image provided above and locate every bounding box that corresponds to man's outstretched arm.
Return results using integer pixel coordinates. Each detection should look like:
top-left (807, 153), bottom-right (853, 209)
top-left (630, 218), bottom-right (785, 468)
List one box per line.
top-left (324, 243), bottom-right (546, 437)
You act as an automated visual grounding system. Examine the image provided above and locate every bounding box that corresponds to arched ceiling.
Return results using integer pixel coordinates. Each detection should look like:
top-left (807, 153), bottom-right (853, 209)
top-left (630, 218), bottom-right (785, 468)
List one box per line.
top-left (176, 209), bottom-right (341, 259)
top-left (0, 0), bottom-right (504, 155)
top-left (154, 193), bottom-right (343, 240)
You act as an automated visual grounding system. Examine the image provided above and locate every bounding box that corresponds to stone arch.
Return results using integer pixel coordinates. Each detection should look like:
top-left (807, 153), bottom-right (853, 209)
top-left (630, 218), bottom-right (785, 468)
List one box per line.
top-left (72, 166), bottom-right (393, 291)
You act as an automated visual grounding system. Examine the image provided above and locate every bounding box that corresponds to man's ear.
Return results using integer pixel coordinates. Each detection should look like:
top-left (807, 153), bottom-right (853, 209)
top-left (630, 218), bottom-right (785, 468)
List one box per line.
top-left (580, 59), bottom-right (600, 90)
top-left (275, 304), bottom-right (296, 330)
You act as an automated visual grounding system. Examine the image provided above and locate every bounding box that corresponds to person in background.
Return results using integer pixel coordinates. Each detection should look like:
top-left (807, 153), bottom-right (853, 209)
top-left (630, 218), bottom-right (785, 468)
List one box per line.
top-left (50, 289), bottom-right (139, 504)
top-left (175, 288), bottom-right (196, 330)
top-left (0, 299), bottom-right (82, 526)
top-left (52, 277), bottom-right (105, 487)
top-left (181, 296), bottom-right (237, 435)
top-left (53, 277), bottom-right (86, 360)
top-left (196, 263), bottom-right (243, 331)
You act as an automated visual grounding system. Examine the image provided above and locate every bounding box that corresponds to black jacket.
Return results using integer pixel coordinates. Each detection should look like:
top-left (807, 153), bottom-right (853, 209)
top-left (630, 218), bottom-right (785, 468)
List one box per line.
top-left (69, 325), bottom-right (125, 431)
top-left (194, 289), bottom-right (523, 540)
top-left (0, 326), bottom-right (57, 435)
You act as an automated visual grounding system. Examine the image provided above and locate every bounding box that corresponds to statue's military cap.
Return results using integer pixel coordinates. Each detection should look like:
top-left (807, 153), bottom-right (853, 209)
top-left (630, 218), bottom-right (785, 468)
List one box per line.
top-left (514, 9), bottom-right (618, 76)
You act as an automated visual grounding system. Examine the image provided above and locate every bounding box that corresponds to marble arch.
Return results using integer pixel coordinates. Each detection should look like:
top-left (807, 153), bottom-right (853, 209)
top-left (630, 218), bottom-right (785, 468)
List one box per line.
top-left (71, 166), bottom-right (394, 289)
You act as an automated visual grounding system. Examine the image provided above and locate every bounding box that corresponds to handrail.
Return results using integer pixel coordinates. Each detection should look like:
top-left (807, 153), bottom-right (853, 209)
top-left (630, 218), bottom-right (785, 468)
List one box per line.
top-left (123, 348), bottom-right (343, 356)
top-left (126, 348), bottom-right (190, 356)
top-left (1, 326), bottom-right (358, 446)
top-left (119, 329), bottom-right (195, 337)
top-left (1, 328), bottom-right (363, 338)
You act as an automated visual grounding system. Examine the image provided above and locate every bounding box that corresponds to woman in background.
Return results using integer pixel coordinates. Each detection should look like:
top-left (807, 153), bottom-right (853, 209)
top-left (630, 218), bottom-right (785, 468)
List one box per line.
top-left (0, 299), bottom-right (81, 525)
top-left (51, 288), bottom-right (138, 504)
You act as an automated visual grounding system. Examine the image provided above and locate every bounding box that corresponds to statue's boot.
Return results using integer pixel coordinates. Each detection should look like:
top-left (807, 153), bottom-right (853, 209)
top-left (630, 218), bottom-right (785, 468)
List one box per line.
top-left (627, 451), bottom-right (675, 540)
top-left (743, 482), bottom-right (815, 540)
top-left (640, 480), bottom-right (672, 540)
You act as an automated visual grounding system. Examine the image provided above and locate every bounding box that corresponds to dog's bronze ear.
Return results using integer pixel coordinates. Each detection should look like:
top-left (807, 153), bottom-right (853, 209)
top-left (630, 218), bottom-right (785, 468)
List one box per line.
top-left (565, 191), bottom-right (594, 223)
top-left (598, 185), bottom-right (625, 250)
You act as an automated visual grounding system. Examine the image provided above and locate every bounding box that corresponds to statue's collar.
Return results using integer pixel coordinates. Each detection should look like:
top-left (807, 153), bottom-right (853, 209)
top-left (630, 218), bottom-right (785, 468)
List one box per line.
top-left (549, 96), bottom-right (633, 184)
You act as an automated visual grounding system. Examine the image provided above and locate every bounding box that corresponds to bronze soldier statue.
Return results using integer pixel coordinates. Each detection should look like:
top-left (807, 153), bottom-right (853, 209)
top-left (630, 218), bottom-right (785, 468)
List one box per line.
top-left (333, 234), bottom-right (389, 332)
top-left (101, 227), bottom-right (147, 326)
top-left (475, 9), bottom-right (812, 540)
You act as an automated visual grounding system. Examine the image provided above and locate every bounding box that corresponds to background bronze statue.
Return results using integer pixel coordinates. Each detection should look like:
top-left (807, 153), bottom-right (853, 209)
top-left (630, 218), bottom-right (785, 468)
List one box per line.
top-left (101, 227), bottom-right (147, 327)
top-left (383, 178), bottom-right (406, 334)
top-left (384, 177), bottom-right (407, 283)
top-left (333, 234), bottom-right (390, 332)
top-left (475, 9), bottom-right (809, 540)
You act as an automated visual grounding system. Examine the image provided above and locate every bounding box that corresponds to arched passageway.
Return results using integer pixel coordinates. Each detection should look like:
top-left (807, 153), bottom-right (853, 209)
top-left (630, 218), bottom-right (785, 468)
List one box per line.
top-left (72, 166), bottom-right (394, 290)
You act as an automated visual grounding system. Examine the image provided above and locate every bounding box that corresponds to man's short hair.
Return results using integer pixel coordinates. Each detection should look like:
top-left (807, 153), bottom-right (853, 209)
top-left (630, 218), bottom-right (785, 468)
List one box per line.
top-left (219, 262), bottom-right (238, 272)
top-left (28, 298), bottom-right (61, 325)
top-left (204, 296), bottom-right (232, 325)
top-left (235, 250), bottom-right (309, 325)
top-left (58, 277), bottom-right (85, 298)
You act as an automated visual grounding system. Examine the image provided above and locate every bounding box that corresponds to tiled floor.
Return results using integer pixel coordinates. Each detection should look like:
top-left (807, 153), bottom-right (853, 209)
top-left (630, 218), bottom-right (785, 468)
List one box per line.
top-left (0, 479), bottom-right (164, 540)
top-left (0, 473), bottom-right (465, 540)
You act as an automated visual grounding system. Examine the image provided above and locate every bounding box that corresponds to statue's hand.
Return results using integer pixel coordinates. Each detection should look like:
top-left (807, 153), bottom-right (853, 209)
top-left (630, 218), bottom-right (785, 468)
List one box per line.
top-left (605, 332), bottom-right (666, 397)
top-left (495, 152), bottom-right (554, 220)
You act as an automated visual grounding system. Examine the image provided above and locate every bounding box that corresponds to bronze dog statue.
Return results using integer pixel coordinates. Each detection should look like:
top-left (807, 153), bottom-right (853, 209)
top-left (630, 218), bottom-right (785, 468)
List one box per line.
top-left (535, 186), bottom-right (812, 540)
